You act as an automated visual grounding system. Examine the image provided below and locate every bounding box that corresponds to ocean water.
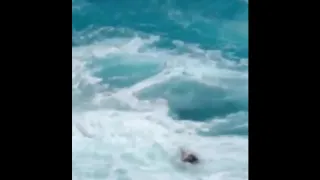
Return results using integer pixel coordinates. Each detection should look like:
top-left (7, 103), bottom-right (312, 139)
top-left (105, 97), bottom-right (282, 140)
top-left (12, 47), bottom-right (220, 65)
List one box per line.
top-left (72, 0), bottom-right (248, 180)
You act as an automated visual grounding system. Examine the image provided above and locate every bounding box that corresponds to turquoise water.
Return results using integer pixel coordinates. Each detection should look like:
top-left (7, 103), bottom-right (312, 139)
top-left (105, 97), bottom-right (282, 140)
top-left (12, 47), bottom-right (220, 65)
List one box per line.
top-left (72, 0), bottom-right (248, 179)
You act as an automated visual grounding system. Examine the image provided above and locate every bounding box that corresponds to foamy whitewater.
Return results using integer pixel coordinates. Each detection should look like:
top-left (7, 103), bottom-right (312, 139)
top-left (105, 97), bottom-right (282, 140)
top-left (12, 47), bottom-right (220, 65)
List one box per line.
top-left (72, 0), bottom-right (248, 180)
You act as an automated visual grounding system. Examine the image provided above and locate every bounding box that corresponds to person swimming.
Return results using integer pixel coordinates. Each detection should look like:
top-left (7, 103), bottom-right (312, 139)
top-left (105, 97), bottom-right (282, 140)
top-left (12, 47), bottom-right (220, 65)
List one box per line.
top-left (180, 148), bottom-right (199, 164)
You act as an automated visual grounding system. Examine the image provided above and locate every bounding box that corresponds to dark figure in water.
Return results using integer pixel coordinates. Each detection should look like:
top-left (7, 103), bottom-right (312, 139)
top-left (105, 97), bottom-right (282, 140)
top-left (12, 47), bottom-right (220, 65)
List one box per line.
top-left (180, 148), bottom-right (199, 164)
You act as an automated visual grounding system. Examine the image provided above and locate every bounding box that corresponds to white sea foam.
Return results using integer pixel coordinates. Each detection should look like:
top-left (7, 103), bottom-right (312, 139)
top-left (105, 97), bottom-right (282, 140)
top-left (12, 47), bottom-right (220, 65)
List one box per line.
top-left (72, 35), bottom-right (248, 180)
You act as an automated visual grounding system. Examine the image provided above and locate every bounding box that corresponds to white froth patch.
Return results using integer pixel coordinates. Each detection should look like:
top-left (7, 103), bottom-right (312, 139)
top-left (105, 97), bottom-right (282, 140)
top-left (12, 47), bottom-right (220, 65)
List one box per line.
top-left (72, 35), bottom-right (248, 180)
top-left (72, 110), bottom-right (247, 180)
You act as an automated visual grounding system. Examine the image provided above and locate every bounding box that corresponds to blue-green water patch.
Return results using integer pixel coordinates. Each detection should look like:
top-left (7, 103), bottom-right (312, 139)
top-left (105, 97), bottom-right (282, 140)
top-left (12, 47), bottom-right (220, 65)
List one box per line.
top-left (92, 57), bottom-right (163, 89)
top-left (138, 78), bottom-right (247, 121)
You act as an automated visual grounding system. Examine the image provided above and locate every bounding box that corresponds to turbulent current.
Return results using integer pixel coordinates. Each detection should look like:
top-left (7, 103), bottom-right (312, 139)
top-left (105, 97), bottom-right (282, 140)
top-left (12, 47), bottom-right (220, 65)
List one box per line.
top-left (72, 0), bottom-right (248, 179)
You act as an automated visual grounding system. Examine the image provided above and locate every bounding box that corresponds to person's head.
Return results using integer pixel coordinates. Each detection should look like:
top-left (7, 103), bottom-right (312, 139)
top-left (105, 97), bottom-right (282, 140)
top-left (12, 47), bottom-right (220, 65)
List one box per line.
top-left (180, 148), bottom-right (199, 164)
top-left (183, 154), bottom-right (199, 164)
